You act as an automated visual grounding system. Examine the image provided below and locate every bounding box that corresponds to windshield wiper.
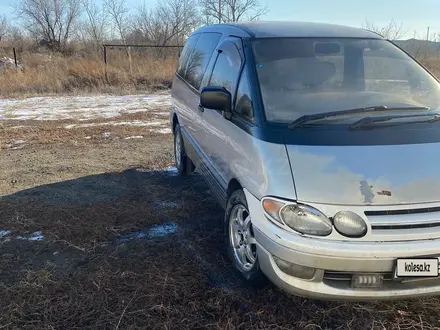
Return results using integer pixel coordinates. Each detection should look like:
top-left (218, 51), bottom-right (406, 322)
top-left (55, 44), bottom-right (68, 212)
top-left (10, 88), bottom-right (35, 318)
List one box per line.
top-left (288, 105), bottom-right (430, 129)
top-left (350, 112), bottom-right (440, 129)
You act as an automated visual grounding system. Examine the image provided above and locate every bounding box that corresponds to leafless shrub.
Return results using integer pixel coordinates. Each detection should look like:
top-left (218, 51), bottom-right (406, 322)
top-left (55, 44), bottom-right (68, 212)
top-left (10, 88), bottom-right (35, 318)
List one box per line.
top-left (79, 0), bottom-right (109, 52)
top-left (0, 15), bottom-right (8, 42)
top-left (199, 0), bottom-right (268, 24)
top-left (134, 0), bottom-right (200, 47)
top-left (104, 0), bottom-right (132, 44)
top-left (363, 19), bottom-right (407, 40)
top-left (15, 0), bottom-right (82, 52)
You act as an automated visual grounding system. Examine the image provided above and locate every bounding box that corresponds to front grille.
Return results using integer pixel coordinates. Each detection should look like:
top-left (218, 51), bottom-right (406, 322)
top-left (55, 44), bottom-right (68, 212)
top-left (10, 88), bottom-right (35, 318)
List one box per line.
top-left (365, 206), bottom-right (440, 216)
top-left (323, 271), bottom-right (393, 281)
top-left (371, 221), bottom-right (440, 230)
top-left (365, 207), bottom-right (440, 241)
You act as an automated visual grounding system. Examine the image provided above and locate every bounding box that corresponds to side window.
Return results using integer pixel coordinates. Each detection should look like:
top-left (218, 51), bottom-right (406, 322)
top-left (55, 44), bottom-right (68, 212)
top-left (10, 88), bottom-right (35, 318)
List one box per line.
top-left (209, 41), bottom-right (243, 95)
top-left (235, 69), bottom-right (254, 121)
top-left (176, 34), bottom-right (200, 78)
top-left (186, 33), bottom-right (222, 90)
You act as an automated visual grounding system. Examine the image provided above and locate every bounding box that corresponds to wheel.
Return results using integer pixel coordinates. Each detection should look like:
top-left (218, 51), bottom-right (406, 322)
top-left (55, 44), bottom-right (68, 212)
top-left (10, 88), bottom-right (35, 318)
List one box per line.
top-left (174, 124), bottom-right (195, 176)
top-left (225, 189), bottom-right (266, 285)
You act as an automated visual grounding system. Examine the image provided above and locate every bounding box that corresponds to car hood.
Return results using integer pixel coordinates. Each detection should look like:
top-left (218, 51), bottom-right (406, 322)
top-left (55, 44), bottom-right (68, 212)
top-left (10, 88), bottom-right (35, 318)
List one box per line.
top-left (286, 143), bottom-right (440, 205)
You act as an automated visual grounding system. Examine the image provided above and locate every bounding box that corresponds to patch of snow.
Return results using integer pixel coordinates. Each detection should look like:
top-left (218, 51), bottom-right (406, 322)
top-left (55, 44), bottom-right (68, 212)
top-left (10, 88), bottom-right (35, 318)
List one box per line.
top-left (124, 136), bottom-right (144, 140)
top-left (149, 223), bottom-right (178, 237)
top-left (6, 140), bottom-right (27, 149)
top-left (16, 231), bottom-right (44, 241)
top-left (156, 201), bottom-right (179, 209)
top-left (0, 230), bottom-right (11, 238)
top-left (64, 120), bottom-right (167, 129)
top-left (155, 112), bottom-right (171, 116)
top-left (10, 145), bottom-right (26, 150)
top-left (150, 128), bottom-right (172, 134)
top-left (166, 166), bottom-right (178, 176)
top-left (0, 57), bottom-right (23, 71)
top-left (11, 125), bottom-right (31, 129)
top-left (101, 132), bottom-right (112, 139)
top-left (117, 223), bottom-right (178, 243)
top-left (0, 93), bottom-right (171, 121)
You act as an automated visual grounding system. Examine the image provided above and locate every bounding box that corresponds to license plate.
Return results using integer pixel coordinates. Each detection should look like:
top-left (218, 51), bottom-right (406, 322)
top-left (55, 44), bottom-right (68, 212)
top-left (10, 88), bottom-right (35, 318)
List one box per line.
top-left (396, 259), bottom-right (439, 277)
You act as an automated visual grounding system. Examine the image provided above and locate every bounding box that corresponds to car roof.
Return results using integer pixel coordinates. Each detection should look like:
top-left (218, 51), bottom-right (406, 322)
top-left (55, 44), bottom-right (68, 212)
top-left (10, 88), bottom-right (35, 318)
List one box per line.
top-left (197, 21), bottom-right (383, 39)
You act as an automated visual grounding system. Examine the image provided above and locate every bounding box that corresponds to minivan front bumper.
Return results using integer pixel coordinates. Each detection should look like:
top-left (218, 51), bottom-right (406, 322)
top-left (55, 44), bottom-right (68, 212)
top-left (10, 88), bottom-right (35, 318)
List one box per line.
top-left (256, 228), bottom-right (440, 300)
top-left (244, 190), bottom-right (440, 300)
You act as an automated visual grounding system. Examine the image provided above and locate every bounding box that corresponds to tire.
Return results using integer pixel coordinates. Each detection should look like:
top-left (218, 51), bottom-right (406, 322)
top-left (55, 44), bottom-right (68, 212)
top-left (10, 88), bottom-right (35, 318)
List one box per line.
top-left (225, 189), bottom-right (266, 285)
top-left (174, 124), bottom-right (195, 176)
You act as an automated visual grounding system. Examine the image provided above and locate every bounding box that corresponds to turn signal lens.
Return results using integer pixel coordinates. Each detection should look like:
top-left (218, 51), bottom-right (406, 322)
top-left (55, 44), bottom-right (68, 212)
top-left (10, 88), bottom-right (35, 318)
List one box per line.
top-left (262, 198), bottom-right (285, 223)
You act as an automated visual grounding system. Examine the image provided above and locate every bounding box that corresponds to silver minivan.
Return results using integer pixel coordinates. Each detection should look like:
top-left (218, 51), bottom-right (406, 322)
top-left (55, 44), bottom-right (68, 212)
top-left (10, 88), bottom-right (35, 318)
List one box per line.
top-left (170, 21), bottom-right (440, 300)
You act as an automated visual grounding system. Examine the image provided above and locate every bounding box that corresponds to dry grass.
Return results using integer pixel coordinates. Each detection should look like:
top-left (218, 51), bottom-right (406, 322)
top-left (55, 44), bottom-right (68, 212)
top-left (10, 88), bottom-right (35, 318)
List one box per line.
top-left (2, 162), bottom-right (440, 329)
top-left (0, 112), bottom-right (170, 149)
top-left (420, 57), bottom-right (440, 77)
top-left (1, 120), bottom-right (440, 329)
top-left (0, 52), bottom-right (177, 97)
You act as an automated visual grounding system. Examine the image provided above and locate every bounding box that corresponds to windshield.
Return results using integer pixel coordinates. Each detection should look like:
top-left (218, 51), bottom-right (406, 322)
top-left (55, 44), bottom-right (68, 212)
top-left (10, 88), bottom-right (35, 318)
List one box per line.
top-left (252, 38), bottom-right (440, 124)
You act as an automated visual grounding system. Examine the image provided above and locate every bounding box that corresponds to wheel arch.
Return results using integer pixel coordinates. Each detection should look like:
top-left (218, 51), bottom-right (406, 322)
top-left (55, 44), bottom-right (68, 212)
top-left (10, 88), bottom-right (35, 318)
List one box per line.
top-left (172, 113), bottom-right (179, 133)
top-left (227, 178), bottom-right (243, 198)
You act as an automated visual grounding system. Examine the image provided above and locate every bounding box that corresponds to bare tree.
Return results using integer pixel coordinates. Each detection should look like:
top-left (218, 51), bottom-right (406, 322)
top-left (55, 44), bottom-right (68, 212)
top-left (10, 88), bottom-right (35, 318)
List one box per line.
top-left (105, 0), bottom-right (133, 72)
top-left (80, 0), bottom-right (108, 51)
top-left (104, 0), bottom-right (131, 43)
top-left (363, 19), bottom-right (407, 40)
top-left (0, 15), bottom-right (8, 42)
top-left (15, 0), bottom-right (82, 52)
top-left (8, 26), bottom-right (27, 49)
top-left (199, 0), bottom-right (268, 24)
top-left (135, 0), bottom-right (200, 46)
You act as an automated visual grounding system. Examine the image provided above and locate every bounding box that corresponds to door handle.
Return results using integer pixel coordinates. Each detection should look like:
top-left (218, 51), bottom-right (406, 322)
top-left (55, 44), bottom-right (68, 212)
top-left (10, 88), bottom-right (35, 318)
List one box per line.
top-left (198, 104), bottom-right (204, 113)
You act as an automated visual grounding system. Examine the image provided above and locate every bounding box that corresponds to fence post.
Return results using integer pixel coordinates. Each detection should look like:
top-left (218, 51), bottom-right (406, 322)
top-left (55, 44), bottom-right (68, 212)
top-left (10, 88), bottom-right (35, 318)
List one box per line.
top-left (128, 46), bottom-right (133, 75)
top-left (13, 47), bottom-right (18, 68)
top-left (103, 45), bottom-right (108, 83)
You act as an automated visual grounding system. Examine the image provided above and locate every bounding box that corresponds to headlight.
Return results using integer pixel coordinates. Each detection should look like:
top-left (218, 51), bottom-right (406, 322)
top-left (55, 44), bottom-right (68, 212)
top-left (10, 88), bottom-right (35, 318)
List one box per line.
top-left (333, 211), bottom-right (367, 237)
top-left (280, 204), bottom-right (332, 236)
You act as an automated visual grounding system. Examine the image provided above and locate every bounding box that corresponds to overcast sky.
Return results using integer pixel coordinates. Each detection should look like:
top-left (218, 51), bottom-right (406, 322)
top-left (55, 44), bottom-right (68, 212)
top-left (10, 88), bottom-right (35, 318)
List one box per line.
top-left (0, 0), bottom-right (437, 39)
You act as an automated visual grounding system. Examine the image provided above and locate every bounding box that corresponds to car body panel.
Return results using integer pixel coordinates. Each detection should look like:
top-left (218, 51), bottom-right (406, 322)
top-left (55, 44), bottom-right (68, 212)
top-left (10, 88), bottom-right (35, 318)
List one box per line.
top-left (198, 108), bottom-right (296, 201)
top-left (171, 76), bottom-right (202, 137)
top-left (286, 143), bottom-right (440, 205)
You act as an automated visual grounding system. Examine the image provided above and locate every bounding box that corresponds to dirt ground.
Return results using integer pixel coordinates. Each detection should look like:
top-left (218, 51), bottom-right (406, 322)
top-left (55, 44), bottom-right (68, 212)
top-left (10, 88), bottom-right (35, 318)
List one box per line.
top-left (1, 96), bottom-right (440, 330)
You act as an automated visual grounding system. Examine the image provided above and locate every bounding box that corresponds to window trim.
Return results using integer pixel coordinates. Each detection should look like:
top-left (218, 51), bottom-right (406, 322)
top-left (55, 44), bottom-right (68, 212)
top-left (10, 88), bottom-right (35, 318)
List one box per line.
top-left (206, 37), bottom-right (245, 109)
top-left (232, 65), bottom-right (255, 124)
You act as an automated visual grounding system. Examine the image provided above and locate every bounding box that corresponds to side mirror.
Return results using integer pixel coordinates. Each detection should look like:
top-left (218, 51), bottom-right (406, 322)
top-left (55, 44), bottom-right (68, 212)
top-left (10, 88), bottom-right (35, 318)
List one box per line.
top-left (200, 87), bottom-right (232, 119)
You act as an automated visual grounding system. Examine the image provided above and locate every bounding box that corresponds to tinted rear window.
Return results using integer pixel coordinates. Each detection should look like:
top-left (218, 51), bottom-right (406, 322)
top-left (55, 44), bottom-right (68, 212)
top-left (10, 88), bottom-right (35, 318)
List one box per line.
top-left (176, 34), bottom-right (200, 79)
top-left (186, 33), bottom-right (222, 90)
